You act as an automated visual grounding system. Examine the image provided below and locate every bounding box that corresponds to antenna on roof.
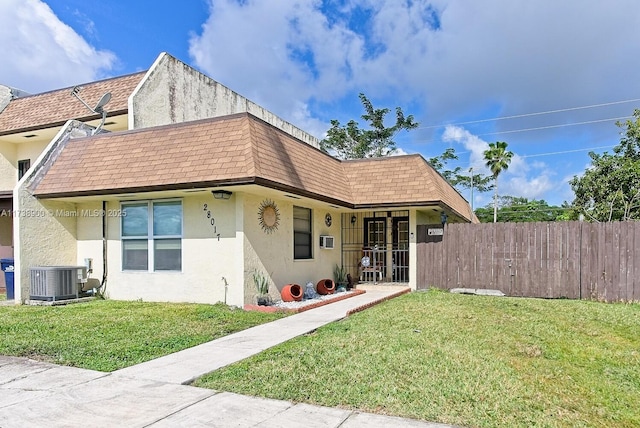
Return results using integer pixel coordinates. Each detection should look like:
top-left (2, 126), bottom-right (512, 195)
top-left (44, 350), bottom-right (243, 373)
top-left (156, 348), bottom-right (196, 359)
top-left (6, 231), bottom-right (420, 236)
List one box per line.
top-left (70, 86), bottom-right (112, 135)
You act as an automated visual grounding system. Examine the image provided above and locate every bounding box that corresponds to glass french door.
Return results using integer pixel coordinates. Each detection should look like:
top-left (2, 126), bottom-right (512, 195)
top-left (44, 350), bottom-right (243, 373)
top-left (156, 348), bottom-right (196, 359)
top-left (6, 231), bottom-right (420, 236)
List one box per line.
top-left (392, 217), bottom-right (409, 282)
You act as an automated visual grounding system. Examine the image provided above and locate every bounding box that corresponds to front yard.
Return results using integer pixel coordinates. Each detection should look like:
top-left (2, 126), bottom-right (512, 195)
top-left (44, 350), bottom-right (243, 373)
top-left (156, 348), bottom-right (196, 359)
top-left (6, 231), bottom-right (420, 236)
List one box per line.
top-left (195, 289), bottom-right (640, 428)
top-left (1, 289), bottom-right (638, 427)
top-left (0, 299), bottom-right (286, 371)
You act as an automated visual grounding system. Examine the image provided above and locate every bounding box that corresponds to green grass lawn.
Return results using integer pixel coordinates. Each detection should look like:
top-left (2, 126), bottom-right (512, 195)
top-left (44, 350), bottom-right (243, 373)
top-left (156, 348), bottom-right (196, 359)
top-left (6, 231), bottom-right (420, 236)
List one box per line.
top-left (195, 289), bottom-right (640, 428)
top-left (0, 299), bottom-right (286, 372)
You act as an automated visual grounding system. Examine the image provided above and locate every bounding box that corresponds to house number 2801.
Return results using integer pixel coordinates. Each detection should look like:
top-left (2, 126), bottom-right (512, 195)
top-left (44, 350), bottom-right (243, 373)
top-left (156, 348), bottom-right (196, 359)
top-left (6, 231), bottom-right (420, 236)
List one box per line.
top-left (203, 204), bottom-right (221, 241)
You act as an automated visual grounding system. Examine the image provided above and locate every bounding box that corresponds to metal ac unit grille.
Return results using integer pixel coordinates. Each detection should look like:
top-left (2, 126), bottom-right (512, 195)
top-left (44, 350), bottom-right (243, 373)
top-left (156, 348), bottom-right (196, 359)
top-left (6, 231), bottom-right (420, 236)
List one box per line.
top-left (30, 267), bottom-right (83, 301)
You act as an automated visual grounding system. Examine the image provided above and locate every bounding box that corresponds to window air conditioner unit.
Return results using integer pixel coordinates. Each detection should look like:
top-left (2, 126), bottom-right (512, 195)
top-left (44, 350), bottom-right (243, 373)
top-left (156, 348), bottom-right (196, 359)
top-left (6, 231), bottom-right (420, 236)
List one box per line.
top-left (320, 235), bottom-right (335, 249)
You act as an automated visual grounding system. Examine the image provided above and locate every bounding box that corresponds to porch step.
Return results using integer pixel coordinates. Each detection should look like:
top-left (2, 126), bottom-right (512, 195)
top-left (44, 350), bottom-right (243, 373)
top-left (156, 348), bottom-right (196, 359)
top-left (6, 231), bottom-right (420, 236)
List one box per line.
top-left (354, 283), bottom-right (411, 292)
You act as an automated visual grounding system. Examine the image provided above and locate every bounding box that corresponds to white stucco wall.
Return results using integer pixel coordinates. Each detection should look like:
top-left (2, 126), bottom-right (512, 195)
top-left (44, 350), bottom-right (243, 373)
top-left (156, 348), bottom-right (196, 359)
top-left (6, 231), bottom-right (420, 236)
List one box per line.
top-left (75, 200), bottom-right (105, 290)
top-left (84, 193), bottom-right (245, 306)
top-left (129, 53), bottom-right (320, 148)
top-left (0, 141), bottom-right (16, 192)
top-left (0, 85), bottom-right (13, 113)
top-left (13, 193), bottom-right (79, 303)
top-left (241, 194), bottom-right (342, 304)
top-left (62, 189), bottom-right (343, 307)
top-left (0, 140), bottom-right (48, 194)
top-left (16, 140), bottom-right (49, 171)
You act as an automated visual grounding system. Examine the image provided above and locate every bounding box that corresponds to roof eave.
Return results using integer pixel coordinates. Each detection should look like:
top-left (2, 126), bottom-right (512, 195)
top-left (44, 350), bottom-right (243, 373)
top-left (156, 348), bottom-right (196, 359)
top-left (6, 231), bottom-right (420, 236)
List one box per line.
top-left (32, 177), bottom-right (257, 199)
top-left (32, 175), bottom-right (355, 209)
top-left (0, 109), bottom-right (129, 137)
top-left (34, 180), bottom-right (472, 221)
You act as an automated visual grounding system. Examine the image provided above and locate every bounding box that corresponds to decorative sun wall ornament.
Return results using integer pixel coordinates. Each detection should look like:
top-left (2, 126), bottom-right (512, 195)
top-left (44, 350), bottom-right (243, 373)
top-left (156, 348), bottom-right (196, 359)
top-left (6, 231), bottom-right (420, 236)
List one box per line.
top-left (258, 199), bottom-right (280, 233)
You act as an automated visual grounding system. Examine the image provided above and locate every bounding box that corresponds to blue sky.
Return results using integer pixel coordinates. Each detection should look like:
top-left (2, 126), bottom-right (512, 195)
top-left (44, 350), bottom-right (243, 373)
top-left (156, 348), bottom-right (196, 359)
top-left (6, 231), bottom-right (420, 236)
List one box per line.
top-left (2, 0), bottom-right (640, 208)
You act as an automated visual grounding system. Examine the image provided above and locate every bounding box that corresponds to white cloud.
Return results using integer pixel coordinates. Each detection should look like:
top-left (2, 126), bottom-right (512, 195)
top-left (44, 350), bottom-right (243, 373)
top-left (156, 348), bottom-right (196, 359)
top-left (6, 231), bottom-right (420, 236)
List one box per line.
top-left (0, 0), bottom-right (116, 92)
top-left (190, 1), bottom-right (640, 118)
top-left (442, 125), bottom-right (556, 201)
top-left (287, 100), bottom-right (329, 140)
top-left (442, 125), bottom-right (489, 173)
top-left (390, 147), bottom-right (410, 156)
top-left (2, 0), bottom-right (634, 206)
top-left (189, 0), bottom-right (367, 125)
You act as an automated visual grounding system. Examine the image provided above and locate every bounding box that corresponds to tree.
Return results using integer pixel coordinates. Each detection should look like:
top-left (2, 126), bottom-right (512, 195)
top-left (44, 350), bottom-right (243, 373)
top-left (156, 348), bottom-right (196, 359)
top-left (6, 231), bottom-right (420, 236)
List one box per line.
top-left (483, 141), bottom-right (514, 223)
top-left (569, 109), bottom-right (640, 222)
top-left (474, 196), bottom-right (567, 223)
top-left (320, 93), bottom-right (418, 159)
top-left (428, 148), bottom-right (493, 207)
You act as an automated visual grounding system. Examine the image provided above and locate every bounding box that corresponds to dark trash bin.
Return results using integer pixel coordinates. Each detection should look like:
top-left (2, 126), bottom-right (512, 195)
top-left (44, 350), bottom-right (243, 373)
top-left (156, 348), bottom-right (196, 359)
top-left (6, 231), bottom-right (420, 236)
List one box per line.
top-left (1, 258), bottom-right (14, 300)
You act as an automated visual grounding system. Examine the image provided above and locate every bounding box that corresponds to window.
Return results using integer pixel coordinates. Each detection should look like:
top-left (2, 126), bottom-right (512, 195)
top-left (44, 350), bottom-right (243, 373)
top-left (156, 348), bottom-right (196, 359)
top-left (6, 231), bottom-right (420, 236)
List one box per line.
top-left (364, 218), bottom-right (386, 247)
top-left (18, 159), bottom-right (30, 179)
top-left (121, 200), bottom-right (182, 271)
top-left (293, 206), bottom-right (312, 259)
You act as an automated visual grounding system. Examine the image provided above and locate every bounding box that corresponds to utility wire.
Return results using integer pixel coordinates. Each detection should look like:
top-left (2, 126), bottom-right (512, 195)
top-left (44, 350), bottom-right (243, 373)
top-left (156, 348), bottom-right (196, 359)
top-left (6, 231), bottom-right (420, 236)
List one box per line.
top-left (476, 116), bottom-right (632, 137)
top-left (519, 145), bottom-right (617, 158)
top-left (435, 145), bottom-right (616, 170)
top-left (418, 98), bottom-right (640, 130)
top-left (407, 115), bottom-right (632, 145)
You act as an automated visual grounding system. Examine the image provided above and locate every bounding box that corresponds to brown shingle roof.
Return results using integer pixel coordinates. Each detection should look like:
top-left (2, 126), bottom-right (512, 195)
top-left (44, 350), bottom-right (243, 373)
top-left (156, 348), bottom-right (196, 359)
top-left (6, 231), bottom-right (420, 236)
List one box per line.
top-left (344, 156), bottom-right (472, 216)
top-left (0, 72), bottom-right (145, 135)
top-left (32, 113), bottom-right (472, 220)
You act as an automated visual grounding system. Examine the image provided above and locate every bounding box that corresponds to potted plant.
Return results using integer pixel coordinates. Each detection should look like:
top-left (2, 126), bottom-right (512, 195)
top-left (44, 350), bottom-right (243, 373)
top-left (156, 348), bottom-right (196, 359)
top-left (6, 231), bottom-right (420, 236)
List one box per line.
top-left (253, 270), bottom-right (271, 306)
top-left (334, 264), bottom-right (348, 292)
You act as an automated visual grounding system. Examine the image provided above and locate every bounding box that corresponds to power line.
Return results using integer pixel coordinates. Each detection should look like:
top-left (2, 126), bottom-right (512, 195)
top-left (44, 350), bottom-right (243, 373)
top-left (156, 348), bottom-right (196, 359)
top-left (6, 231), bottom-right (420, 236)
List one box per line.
top-left (519, 145), bottom-right (616, 158)
top-left (476, 116), bottom-right (632, 137)
top-left (407, 115), bottom-right (632, 146)
top-left (418, 98), bottom-right (640, 130)
top-left (433, 145), bottom-right (616, 170)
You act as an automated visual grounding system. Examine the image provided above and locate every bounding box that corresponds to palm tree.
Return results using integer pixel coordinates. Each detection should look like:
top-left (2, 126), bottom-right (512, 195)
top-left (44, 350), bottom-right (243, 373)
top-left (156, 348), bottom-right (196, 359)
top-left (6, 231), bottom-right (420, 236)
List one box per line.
top-left (483, 141), bottom-right (513, 222)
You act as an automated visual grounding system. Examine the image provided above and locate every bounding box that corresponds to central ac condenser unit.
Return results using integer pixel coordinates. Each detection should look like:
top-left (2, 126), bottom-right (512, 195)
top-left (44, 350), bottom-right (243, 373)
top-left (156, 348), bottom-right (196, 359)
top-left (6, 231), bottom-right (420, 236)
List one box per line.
top-left (30, 266), bottom-right (87, 301)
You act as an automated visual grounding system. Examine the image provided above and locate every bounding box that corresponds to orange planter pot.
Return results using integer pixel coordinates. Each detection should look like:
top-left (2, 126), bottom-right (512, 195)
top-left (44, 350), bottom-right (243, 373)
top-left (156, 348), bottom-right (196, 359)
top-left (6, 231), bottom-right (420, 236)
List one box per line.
top-left (316, 279), bottom-right (335, 295)
top-left (281, 283), bottom-right (303, 302)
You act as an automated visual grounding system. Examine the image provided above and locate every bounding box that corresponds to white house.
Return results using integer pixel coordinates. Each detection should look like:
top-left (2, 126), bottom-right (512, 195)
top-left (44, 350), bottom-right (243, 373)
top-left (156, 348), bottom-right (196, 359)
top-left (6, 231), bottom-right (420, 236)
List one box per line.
top-left (13, 112), bottom-right (475, 306)
top-left (0, 52), bottom-right (319, 291)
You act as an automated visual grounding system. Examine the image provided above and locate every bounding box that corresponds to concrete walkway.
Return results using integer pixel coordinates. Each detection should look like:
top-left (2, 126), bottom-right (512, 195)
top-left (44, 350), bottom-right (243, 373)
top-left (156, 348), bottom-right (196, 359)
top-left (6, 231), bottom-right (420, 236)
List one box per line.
top-left (0, 289), bottom-right (457, 427)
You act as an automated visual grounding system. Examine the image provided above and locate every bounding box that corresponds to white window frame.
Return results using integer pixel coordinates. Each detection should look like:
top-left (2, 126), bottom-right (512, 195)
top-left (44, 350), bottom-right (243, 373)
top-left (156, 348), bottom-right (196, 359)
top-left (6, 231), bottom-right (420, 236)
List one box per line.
top-left (121, 199), bottom-right (183, 272)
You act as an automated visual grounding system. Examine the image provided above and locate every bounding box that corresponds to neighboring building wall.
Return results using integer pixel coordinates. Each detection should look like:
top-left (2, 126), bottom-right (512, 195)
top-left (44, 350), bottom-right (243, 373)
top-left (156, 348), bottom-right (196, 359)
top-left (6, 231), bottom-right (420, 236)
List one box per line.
top-left (0, 138), bottom-right (17, 288)
top-left (0, 85), bottom-right (29, 112)
top-left (242, 194), bottom-right (342, 305)
top-left (16, 140), bottom-right (49, 172)
top-left (130, 53), bottom-right (320, 148)
top-left (0, 214), bottom-right (10, 288)
top-left (0, 86), bottom-right (12, 113)
top-left (0, 215), bottom-right (11, 257)
top-left (13, 121), bottom-right (94, 303)
top-left (0, 141), bottom-right (16, 192)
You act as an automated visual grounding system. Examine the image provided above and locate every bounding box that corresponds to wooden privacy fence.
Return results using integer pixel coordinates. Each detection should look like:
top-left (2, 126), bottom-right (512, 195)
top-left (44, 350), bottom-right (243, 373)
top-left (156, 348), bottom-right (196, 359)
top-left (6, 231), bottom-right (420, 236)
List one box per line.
top-left (417, 221), bottom-right (640, 302)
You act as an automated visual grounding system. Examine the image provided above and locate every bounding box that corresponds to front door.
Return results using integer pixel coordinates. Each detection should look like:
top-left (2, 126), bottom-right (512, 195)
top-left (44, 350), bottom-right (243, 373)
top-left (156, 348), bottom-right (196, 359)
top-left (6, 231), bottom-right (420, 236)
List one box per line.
top-left (364, 218), bottom-right (386, 280)
top-left (392, 217), bottom-right (409, 282)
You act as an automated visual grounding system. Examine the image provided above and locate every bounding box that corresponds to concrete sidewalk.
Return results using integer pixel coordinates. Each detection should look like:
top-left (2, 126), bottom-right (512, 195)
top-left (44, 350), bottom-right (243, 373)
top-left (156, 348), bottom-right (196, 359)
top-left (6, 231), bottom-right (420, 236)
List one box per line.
top-left (114, 288), bottom-right (408, 384)
top-left (0, 289), bottom-right (457, 427)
